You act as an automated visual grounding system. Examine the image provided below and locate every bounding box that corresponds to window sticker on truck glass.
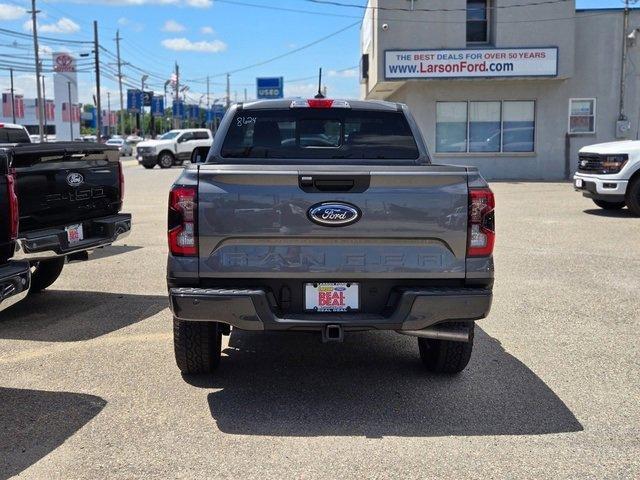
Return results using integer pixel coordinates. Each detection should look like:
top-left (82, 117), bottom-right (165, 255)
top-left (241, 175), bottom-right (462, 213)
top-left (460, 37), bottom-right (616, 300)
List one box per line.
top-left (221, 110), bottom-right (419, 160)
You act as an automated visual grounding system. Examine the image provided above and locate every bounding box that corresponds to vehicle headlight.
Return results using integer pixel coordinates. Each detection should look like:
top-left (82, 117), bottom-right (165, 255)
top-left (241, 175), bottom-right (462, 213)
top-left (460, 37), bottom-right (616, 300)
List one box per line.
top-left (601, 154), bottom-right (628, 174)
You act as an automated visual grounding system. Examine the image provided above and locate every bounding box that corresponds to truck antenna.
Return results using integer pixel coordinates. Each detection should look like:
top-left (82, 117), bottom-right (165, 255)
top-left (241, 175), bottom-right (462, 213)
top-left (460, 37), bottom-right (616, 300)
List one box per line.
top-left (314, 68), bottom-right (325, 99)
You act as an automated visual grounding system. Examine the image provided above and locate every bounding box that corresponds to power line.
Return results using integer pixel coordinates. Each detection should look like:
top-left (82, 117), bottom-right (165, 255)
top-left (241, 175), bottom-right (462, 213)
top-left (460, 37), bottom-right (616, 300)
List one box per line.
top-left (217, 20), bottom-right (359, 77)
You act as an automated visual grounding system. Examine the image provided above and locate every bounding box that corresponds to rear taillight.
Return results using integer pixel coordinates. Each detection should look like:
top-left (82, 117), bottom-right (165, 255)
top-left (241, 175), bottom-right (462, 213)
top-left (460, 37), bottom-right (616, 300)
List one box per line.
top-left (6, 170), bottom-right (19, 241)
top-left (467, 188), bottom-right (495, 257)
top-left (168, 186), bottom-right (197, 256)
top-left (118, 160), bottom-right (125, 205)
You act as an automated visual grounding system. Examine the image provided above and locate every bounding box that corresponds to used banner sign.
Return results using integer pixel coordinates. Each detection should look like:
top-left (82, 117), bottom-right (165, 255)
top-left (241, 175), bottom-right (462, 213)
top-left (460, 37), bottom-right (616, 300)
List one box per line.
top-left (385, 47), bottom-right (558, 79)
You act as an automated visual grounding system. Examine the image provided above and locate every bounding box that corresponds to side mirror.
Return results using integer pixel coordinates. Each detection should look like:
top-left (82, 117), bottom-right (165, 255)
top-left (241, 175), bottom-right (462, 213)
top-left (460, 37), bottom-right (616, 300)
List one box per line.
top-left (191, 146), bottom-right (210, 164)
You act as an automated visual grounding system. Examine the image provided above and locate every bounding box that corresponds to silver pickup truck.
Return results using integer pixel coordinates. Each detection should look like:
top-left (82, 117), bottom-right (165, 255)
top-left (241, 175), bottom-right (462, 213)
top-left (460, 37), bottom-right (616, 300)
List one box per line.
top-left (167, 98), bottom-right (495, 375)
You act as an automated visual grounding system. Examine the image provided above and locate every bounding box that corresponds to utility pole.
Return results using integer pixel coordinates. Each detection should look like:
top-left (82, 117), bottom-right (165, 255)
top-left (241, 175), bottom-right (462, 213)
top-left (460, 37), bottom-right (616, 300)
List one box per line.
top-left (174, 62), bottom-right (180, 129)
top-left (107, 91), bottom-right (111, 135)
top-left (226, 73), bottom-right (230, 109)
top-left (29, 0), bottom-right (45, 141)
top-left (140, 75), bottom-right (148, 138)
top-left (94, 21), bottom-right (102, 141)
top-left (115, 30), bottom-right (125, 137)
top-left (9, 68), bottom-right (15, 124)
top-left (41, 73), bottom-right (47, 136)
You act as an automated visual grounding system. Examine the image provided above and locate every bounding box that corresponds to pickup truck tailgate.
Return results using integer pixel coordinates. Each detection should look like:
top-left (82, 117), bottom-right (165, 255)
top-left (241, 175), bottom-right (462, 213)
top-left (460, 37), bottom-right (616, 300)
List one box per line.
top-left (198, 165), bottom-right (468, 279)
top-left (11, 143), bottom-right (122, 232)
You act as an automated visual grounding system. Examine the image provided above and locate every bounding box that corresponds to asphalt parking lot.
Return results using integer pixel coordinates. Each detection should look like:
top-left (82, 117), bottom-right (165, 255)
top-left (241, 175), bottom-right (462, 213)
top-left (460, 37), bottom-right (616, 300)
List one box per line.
top-left (1, 165), bottom-right (638, 479)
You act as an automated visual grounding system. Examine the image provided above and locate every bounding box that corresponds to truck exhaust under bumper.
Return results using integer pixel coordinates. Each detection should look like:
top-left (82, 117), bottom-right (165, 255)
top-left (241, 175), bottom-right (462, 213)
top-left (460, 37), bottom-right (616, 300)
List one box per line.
top-left (398, 327), bottom-right (471, 343)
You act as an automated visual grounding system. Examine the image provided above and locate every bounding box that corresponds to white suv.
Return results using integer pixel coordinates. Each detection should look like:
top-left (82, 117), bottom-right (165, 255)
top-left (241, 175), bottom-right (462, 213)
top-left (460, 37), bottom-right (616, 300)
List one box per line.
top-left (136, 129), bottom-right (213, 169)
top-left (573, 140), bottom-right (640, 216)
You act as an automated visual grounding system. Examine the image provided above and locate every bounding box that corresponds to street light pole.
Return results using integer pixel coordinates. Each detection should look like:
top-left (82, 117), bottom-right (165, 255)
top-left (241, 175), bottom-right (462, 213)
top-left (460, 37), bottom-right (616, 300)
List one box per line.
top-left (141, 75), bottom-right (148, 138)
top-left (9, 68), bottom-right (15, 124)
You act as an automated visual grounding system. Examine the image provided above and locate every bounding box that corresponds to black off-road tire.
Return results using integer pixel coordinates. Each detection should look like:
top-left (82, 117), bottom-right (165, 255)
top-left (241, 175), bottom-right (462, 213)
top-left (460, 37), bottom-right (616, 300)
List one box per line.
top-left (158, 151), bottom-right (174, 169)
top-left (173, 318), bottom-right (222, 374)
top-left (418, 322), bottom-right (475, 374)
top-left (625, 177), bottom-right (640, 216)
top-left (30, 257), bottom-right (65, 293)
top-left (592, 199), bottom-right (626, 210)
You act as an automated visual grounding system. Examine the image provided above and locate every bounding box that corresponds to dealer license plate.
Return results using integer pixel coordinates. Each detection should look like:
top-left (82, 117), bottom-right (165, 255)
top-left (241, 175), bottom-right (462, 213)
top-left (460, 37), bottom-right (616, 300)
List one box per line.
top-left (575, 178), bottom-right (584, 188)
top-left (66, 223), bottom-right (84, 245)
top-left (305, 283), bottom-right (359, 312)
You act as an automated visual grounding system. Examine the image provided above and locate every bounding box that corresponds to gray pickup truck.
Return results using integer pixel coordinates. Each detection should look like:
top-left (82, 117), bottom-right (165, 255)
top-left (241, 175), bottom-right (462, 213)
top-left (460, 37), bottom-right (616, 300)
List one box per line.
top-left (168, 98), bottom-right (495, 375)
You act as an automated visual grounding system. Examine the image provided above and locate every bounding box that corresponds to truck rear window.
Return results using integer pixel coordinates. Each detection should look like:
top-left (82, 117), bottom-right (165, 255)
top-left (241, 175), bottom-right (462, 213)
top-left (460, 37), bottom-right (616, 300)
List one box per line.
top-left (220, 109), bottom-right (419, 161)
top-left (0, 128), bottom-right (30, 144)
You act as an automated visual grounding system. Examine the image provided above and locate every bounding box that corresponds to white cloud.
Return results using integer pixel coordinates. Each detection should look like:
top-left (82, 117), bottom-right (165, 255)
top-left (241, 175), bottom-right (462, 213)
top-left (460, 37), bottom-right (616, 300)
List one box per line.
top-left (118, 17), bottom-right (145, 32)
top-left (23, 17), bottom-right (81, 35)
top-left (200, 26), bottom-right (214, 35)
top-left (0, 3), bottom-right (26, 20)
top-left (186, 0), bottom-right (212, 6)
top-left (162, 19), bottom-right (186, 32)
top-left (328, 68), bottom-right (358, 78)
top-left (161, 37), bottom-right (227, 53)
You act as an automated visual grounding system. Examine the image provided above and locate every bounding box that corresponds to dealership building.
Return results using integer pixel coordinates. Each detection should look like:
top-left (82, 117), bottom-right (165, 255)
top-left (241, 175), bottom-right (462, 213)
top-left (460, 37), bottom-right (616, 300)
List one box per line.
top-left (360, 0), bottom-right (640, 180)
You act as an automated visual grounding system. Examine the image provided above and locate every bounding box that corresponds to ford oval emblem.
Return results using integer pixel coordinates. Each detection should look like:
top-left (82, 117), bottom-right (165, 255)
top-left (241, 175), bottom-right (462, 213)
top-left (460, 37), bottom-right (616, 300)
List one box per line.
top-left (66, 172), bottom-right (84, 187)
top-left (308, 202), bottom-right (361, 227)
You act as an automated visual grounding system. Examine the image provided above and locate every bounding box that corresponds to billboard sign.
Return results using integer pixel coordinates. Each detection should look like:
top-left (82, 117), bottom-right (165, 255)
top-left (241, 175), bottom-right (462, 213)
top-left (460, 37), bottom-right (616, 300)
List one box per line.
top-left (142, 91), bottom-right (154, 107)
top-left (53, 52), bottom-right (76, 73)
top-left (257, 77), bottom-right (284, 99)
top-left (385, 47), bottom-right (558, 80)
top-left (127, 89), bottom-right (143, 112)
top-left (151, 96), bottom-right (164, 117)
top-left (172, 100), bottom-right (184, 119)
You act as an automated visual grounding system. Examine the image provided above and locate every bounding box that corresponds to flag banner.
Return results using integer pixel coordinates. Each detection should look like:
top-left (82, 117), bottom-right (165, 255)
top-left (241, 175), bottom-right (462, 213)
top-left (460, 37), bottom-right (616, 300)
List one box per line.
top-left (72, 104), bottom-right (81, 123)
top-left (14, 95), bottom-right (24, 119)
top-left (46, 100), bottom-right (55, 121)
top-left (62, 102), bottom-right (70, 122)
top-left (2, 94), bottom-right (11, 118)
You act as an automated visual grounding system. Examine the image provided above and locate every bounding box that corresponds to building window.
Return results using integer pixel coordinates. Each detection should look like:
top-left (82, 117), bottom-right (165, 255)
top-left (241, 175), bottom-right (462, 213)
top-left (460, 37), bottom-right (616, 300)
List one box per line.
top-left (436, 100), bottom-right (535, 153)
top-left (436, 102), bottom-right (467, 153)
top-left (569, 98), bottom-right (596, 134)
top-left (467, 0), bottom-right (489, 43)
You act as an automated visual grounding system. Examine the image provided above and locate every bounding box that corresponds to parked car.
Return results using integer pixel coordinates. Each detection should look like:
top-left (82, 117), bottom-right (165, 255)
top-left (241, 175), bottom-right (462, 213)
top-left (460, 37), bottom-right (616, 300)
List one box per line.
top-left (0, 150), bottom-right (30, 312)
top-left (167, 98), bottom-right (495, 375)
top-left (574, 140), bottom-right (640, 215)
top-left (126, 134), bottom-right (143, 145)
top-left (0, 123), bottom-right (132, 293)
top-left (137, 129), bottom-right (213, 169)
top-left (105, 138), bottom-right (134, 157)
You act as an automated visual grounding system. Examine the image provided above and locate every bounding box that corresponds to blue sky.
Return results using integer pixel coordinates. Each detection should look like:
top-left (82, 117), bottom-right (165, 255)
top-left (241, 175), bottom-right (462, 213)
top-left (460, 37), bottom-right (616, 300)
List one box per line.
top-left (0, 0), bottom-right (632, 107)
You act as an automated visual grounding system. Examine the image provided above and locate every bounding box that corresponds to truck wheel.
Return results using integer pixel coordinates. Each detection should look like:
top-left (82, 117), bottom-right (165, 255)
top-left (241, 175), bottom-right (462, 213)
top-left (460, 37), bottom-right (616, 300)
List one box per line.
top-left (625, 177), bottom-right (640, 216)
top-left (158, 152), bottom-right (174, 169)
top-left (417, 322), bottom-right (474, 374)
top-left (592, 199), bottom-right (625, 210)
top-left (173, 318), bottom-right (222, 374)
top-left (30, 257), bottom-right (65, 293)
top-left (142, 164), bottom-right (155, 169)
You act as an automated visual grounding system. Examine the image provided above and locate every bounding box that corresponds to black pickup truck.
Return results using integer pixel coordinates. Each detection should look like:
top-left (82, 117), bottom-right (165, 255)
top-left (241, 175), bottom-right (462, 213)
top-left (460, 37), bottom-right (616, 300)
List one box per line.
top-left (1, 124), bottom-right (131, 293)
top-left (0, 151), bottom-right (30, 312)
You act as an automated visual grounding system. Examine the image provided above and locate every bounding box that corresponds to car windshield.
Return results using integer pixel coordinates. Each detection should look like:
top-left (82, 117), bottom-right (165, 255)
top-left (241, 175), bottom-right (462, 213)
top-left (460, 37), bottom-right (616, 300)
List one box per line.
top-left (161, 131), bottom-right (180, 140)
top-left (220, 109), bottom-right (419, 162)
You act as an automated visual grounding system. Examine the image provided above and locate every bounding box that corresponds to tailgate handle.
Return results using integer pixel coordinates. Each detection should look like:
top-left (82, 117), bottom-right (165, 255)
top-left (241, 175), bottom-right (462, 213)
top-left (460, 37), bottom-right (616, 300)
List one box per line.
top-left (314, 179), bottom-right (354, 192)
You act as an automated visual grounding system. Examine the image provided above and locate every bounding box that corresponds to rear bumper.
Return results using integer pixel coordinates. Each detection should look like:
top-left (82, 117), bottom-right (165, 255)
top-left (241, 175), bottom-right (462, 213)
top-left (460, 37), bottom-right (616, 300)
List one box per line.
top-left (169, 287), bottom-right (492, 332)
top-left (14, 213), bottom-right (132, 262)
top-left (0, 260), bottom-right (30, 313)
